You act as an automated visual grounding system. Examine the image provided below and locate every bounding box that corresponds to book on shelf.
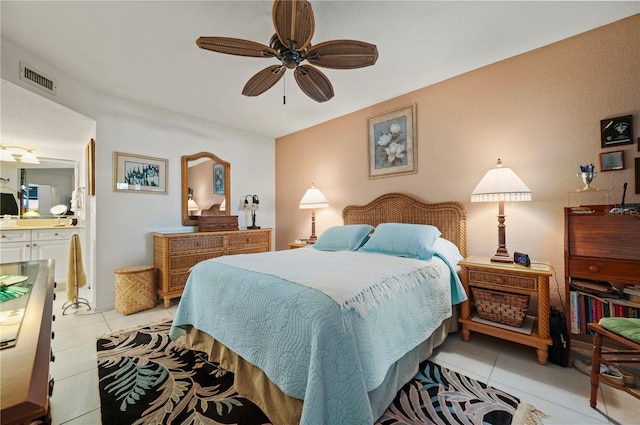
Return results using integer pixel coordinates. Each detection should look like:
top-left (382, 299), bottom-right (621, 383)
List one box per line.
top-left (569, 289), bottom-right (639, 334)
top-left (623, 285), bottom-right (640, 296)
top-left (570, 279), bottom-right (618, 297)
top-left (569, 291), bottom-right (579, 334)
top-left (629, 295), bottom-right (640, 303)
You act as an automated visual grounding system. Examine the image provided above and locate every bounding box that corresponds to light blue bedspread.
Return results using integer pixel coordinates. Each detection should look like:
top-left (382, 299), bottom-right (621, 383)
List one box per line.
top-left (170, 249), bottom-right (466, 425)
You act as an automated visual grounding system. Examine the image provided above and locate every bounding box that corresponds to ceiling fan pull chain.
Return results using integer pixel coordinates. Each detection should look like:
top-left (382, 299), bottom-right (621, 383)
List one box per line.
top-left (283, 73), bottom-right (286, 105)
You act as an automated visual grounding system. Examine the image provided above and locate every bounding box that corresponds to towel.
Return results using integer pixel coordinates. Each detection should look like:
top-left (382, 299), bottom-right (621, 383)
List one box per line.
top-left (66, 234), bottom-right (87, 301)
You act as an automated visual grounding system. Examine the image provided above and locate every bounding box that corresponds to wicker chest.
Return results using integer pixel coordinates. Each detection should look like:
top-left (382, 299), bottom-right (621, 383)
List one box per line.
top-left (153, 228), bottom-right (272, 307)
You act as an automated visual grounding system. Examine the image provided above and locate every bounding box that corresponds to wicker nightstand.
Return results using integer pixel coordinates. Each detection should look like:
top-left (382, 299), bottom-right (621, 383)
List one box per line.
top-left (288, 241), bottom-right (312, 249)
top-left (458, 255), bottom-right (553, 365)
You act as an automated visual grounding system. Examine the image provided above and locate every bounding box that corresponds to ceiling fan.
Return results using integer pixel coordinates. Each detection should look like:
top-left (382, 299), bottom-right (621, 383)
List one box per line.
top-left (196, 0), bottom-right (378, 103)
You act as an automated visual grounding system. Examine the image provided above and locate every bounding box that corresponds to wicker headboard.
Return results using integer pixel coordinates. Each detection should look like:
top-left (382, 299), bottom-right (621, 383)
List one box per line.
top-left (342, 192), bottom-right (467, 258)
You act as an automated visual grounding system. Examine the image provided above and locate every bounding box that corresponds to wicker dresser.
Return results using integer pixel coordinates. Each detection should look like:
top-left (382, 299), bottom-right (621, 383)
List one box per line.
top-left (153, 228), bottom-right (272, 307)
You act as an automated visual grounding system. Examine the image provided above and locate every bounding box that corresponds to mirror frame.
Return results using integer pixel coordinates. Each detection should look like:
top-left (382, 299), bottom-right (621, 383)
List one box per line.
top-left (181, 152), bottom-right (231, 226)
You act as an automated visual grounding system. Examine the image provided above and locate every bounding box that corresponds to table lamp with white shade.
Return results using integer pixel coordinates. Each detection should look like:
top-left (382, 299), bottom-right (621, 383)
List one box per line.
top-left (471, 159), bottom-right (531, 263)
top-left (299, 184), bottom-right (329, 242)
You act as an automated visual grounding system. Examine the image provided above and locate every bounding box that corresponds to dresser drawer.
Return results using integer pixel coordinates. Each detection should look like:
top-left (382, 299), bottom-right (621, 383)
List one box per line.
top-left (169, 252), bottom-right (223, 271)
top-left (168, 234), bottom-right (224, 253)
top-left (228, 231), bottom-right (270, 248)
top-left (168, 271), bottom-right (190, 292)
top-left (568, 257), bottom-right (640, 284)
top-left (468, 269), bottom-right (538, 292)
top-left (227, 247), bottom-right (268, 256)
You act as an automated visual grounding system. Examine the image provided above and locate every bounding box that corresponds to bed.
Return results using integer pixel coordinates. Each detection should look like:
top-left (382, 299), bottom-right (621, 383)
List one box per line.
top-left (170, 193), bottom-right (468, 425)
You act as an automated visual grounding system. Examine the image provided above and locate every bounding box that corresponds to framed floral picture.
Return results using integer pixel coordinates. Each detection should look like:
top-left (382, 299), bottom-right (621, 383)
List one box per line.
top-left (113, 152), bottom-right (168, 194)
top-left (368, 105), bottom-right (416, 178)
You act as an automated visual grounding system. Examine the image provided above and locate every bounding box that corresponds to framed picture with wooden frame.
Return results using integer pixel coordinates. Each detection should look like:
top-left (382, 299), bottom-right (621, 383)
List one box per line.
top-left (113, 152), bottom-right (168, 194)
top-left (599, 150), bottom-right (625, 172)
top-left (368, 105), bottom-right (417, 179)
top-left (86, 138), bottom-right (95, 196)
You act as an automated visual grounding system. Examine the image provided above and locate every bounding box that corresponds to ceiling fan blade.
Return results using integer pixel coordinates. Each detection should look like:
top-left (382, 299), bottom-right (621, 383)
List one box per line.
top-left (242, 65), bottom-right (286, 97)
top-left (294, 65), bottom-right (334, 103)
top-left (306, 40), bottom-right (378, 69)
top-left (272, 0), bottom-right (314, 50)
top-left (196, 37), bottom-right (277, 58)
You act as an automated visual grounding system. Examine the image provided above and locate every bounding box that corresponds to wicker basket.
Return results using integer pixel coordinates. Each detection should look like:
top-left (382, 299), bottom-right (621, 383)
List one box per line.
top-left (114, 266), bottom-right (156, 315)
top-left (472, 287), bottom-right (529, 327)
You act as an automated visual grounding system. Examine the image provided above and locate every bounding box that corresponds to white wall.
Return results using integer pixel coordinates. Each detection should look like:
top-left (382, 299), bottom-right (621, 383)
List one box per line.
top-left (2, 38), bottom-right (276, 311)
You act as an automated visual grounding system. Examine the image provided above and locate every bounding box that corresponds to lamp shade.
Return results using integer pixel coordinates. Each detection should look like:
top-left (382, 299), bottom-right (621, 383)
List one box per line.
top-left (299, 185), bottom-right (329, 209)
top-left (187, 199), bottom-right (199, 212)
top-left (471, 159), bottom-right (531, 203)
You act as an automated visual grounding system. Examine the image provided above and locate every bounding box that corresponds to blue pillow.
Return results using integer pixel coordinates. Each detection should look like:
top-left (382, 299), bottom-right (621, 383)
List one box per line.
top-left (312, 224), bottom-right (374, 251)
top-left (433, 237), bottom-right (463, 267)
top-left (359, 223), bottom-right (441, 260)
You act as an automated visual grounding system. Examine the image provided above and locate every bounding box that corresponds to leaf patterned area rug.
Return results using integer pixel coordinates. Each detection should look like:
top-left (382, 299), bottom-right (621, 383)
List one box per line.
top-left (97, 321), bottom-right (546, 425)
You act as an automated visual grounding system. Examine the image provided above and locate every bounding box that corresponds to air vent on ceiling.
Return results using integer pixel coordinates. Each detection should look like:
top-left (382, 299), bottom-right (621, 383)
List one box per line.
top-left (19, 61), bottom-right (57, 95)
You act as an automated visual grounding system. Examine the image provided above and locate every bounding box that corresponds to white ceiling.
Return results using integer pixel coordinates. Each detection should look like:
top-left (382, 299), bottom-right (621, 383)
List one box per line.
top-left (1, 1), bottom-right (638, 148)
top-left (1, 79), bottom-right (96, 155)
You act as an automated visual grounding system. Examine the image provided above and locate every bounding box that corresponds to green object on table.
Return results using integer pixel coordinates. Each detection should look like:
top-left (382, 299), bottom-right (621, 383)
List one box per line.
top-left (0, 286), bottom-right (29, 302)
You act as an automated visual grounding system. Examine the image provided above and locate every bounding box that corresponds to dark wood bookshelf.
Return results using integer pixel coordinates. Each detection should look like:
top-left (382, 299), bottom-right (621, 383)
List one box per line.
top-left (564, 205), bottom-right (640, 362)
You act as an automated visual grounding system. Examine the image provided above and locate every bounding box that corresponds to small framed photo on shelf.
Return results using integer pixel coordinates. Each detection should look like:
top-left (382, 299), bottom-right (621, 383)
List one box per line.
top-left (600, 115), bottom-right (633, 148)
top-left (599, 150), bottom-right (624, 171)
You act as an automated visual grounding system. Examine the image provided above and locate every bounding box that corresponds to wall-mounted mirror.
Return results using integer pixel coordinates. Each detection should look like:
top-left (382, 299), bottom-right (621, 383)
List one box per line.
top-left (181, 152), bottom-right (230, 226)
top-left (0, 158), bottom-right (77, 218)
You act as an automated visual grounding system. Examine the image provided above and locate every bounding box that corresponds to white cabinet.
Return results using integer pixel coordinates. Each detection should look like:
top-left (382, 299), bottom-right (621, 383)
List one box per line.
top-left (0, 228), bottom-right (78, 283)
top-left (0, 229), bottom-right (31, 263)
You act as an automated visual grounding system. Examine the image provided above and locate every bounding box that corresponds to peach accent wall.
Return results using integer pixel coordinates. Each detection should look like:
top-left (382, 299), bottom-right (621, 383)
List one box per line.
top-left (276, 15), bottom-right (640, 306)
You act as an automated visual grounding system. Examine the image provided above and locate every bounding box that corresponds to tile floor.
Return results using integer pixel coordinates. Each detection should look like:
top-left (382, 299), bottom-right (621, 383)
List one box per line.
top-left (50, 287), bottom-right (637, 425)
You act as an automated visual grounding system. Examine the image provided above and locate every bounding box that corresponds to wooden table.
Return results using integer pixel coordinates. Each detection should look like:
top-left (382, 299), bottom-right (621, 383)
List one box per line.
top-left (0, 260), bottom-right (55, 424)
top-left (458, 255), bottom-right (553, 365)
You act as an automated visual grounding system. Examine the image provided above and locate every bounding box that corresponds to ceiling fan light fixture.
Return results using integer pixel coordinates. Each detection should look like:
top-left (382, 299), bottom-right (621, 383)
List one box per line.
top-left (20, 149), bottom-right (40, 164)
top-left (0, 147), bottom-right (16, 162)
top-left (0, 145), bottom-right (39, 163)
top-left (197, 0), bottom-right (377, 102)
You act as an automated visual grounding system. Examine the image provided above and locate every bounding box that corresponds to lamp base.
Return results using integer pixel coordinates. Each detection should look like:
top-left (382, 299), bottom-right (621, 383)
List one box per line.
top-left (247, 225), bottom-right (261, 229)
top-left (490, 253), bottom-right (513, 263)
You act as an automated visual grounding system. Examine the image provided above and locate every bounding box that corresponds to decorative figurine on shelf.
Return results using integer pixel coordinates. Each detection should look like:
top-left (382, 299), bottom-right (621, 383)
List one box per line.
top-left (577, 163), bottom-right (597, 191)
top-left (243, 194), bottom-right (260, 229)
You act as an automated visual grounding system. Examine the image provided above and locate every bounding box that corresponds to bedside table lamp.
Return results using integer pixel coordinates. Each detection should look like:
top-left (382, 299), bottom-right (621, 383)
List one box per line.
top-left (243, 195), bottom-right (260, 229)
top-left (471, 159), bottom-right (531, 263)
top-left (299, 184), bottom-right (329, 242)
